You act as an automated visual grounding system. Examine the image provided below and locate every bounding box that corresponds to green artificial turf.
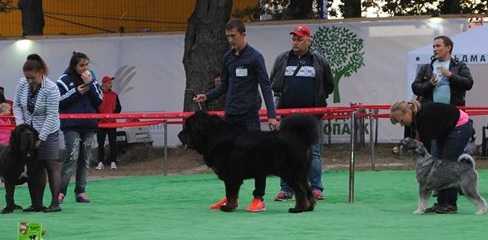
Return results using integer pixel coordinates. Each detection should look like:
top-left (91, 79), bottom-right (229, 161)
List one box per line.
top-left (1, 170), bottom-right (488, 240)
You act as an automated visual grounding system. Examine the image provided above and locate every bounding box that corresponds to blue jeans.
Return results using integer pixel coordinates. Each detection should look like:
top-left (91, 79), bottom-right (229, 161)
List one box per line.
top-left (280, 143), bottom-right (324, 193)
top-left (60, 130), bottom-right (97, 195)
top-left (431, 120), bottom-right (473, 161)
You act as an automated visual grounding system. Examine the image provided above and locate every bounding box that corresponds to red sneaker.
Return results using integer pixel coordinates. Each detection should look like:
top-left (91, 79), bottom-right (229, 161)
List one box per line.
top-left (246, 198), bottom-right (266, 212)
top-left (312, 190), bottom-right (324, 200)
top-left (58, 193), bottom-right (65, 204)
top-left (209, 197), bottom-right (227, 210)
top-left (274, 191), bottom-right (293, 201)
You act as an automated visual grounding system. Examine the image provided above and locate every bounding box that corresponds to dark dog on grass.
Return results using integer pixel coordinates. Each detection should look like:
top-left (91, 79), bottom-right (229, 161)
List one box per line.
top-left (400, 138), bottom-right (488, 215)
top-left (0, 124), bottom-right (38, 214)
top-left (178, 111), bottom-right (319, 213)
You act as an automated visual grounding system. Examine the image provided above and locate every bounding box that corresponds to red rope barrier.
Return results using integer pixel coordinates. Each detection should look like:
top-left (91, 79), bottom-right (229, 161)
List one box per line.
top-left (2, 105), bottom-right (488, 130)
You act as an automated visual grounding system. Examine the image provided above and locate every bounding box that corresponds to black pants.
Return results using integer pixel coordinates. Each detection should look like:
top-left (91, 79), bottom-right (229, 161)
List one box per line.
top-left (225, 111), bottom-right (264, 198)
top-left (97, 128), bottom-right (117, 164)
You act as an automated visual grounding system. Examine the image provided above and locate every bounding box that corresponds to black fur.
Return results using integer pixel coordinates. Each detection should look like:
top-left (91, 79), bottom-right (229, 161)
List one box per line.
top-left (0, 124), bottom-right (38, 214)
top-left (178, 111), bottom-right (319, 213)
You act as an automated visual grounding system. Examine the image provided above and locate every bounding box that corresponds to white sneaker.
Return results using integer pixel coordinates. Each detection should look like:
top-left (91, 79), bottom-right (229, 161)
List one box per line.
top-left (110, 162), bottom-right (117, 170)
top-left (95, 162), bottom-right (104, 170)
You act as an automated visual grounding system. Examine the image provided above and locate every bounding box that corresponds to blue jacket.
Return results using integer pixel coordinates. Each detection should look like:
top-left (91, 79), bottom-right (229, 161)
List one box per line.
top-left (57, 72), bottom-right (103, 131)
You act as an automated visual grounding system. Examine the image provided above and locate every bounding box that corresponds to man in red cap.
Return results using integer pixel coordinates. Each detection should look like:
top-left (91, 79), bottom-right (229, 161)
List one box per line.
top-left (96, 75), bottom-right (121, 170)
top-left (271, 24), bottom-right (334, 202)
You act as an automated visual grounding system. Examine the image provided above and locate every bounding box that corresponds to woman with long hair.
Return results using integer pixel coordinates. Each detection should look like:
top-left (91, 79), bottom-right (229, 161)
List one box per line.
top-left (57, 52), bottom-right (102, 203)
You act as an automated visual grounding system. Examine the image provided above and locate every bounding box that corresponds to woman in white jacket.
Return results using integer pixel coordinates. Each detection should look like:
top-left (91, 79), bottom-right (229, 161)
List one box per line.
top-left (14, 54), bottom-right (62, 213)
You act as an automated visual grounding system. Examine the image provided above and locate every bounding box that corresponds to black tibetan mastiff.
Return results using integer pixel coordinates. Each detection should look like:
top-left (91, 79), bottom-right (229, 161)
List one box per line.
top-left (178, 111), bottom-right (319, 213)
top-left (0, 124), bottom-right (38, 214)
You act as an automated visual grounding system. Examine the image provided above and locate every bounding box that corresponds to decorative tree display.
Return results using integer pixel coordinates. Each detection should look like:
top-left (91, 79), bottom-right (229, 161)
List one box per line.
top-left (311, 26), bottom-right (365, 103)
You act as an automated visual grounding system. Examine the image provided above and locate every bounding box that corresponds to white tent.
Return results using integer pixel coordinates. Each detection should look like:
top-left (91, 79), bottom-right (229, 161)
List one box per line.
top-left (406, 25), bottom-right (488, 143)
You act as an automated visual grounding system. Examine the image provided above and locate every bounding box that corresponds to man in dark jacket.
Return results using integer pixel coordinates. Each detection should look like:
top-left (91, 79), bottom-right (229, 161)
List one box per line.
top-left (412, 36), bottom-right (473, 107)
top-left (57, 52), bottom-right (102, 203)
top-left (411, 35), bottom-right (474, 214)
top-left (270, 24), bottom-right (334, 202)
top-left (194, 19), bottom-right (278, 212)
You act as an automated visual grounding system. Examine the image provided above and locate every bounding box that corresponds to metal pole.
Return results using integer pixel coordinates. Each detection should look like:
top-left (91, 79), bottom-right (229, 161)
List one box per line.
top-left (360, 112), bottom-right (365, 147)
top-left (369, 110), bottom-right (376, 171)
top-left (327, 119), bottom-right (332, 144)
top-left (374, 109), bottom-right (379, 145)
top-left (349, 111), bottom-right (356, 203)
top-left (162, 121), bottom-right (168, 176)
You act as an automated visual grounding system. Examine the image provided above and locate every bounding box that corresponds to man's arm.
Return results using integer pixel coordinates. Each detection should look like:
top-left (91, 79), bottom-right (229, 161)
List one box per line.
top-left (322, 60), bottom-right (335, 97)
top-left (256, 54), bottom-right (276, 119)
top-left (411, 65), bottom-right (434, 97)
top-left (449, 62), bottom-right (473, 90)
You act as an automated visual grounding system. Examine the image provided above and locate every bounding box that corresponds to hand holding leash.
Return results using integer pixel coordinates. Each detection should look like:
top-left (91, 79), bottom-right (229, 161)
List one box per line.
top-left (268, 118), bottom-right (279, 131)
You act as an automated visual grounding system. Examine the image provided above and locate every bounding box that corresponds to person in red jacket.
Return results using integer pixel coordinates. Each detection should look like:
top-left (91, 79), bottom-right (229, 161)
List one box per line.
top-left (96, 76), bottom-right (121, 170)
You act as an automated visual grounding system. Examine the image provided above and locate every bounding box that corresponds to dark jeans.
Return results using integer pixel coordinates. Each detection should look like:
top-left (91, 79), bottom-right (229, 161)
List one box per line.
top-left (431, 120), bottom-right (474, 207)
top-left (97, 128), bottom-right (117, 164)
top-left (225, 111), bottom-right (264, 197)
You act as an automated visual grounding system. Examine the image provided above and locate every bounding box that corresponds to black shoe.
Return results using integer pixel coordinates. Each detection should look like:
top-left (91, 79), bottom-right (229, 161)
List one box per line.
top-left (423, 204), bottom-right (440, 213)
top-left (23, 205), bottom-right (46, 212)
top-left (44, 205), bottom-right (62, 213)
top-left (2, 204), bottom-right (23, 214)
top-left (435, 205), bottom-right (457, 214)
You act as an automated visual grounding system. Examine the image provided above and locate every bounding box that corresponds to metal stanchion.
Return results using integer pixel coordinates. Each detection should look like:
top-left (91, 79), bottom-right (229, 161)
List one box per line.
top-left (161, 121), bottom-right (168, 176)
top-left (348, 111), bottom-right (356, 203)
top-left (327, 119), bottom-right (332, 144)
top-left (374, 109), bottom-right (379, 145)
top-left (369, 110), bottom-right (376, 171)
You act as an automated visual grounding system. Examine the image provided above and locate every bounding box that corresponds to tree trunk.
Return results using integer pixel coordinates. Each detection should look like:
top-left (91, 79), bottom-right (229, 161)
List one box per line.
top-left (342, 0), bottom-right (362, 18)
top-left (286, 0), bottom-right (314, 19)
top-left (182, 0), bottom-right (233, 112)
top-left (18, 0), bottom-right (45, 36)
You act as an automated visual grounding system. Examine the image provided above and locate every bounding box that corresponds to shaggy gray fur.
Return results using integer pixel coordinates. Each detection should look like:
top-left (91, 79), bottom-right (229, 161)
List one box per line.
top-left (400, 138), bottom-right (488, 215)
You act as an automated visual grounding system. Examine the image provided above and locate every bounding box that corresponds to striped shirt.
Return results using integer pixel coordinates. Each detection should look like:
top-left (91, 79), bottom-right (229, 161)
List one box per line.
top-left (13, 77), bottom-right (60, 141)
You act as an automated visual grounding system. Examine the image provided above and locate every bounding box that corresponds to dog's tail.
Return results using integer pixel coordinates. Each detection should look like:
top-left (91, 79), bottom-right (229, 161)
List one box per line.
top-left (280, 114), bottom-right (320, 147)
top-left (458, 153), bottom-right (476, 168)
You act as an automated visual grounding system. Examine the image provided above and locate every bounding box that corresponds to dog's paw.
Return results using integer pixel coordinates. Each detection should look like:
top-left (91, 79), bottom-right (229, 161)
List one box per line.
top-left (475, 208), bottom-right (488, 215)
top-left (288, 207), bottom-right (305, 213)
top-left (413, 209), bottom-right (425, 215)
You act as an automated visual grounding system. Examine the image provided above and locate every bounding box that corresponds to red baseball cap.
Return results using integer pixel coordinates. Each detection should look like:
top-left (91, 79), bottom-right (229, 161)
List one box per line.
top-left (290, 24), bottom-right (311, 37)
top-left (102, 75), bottom-right (114, 84)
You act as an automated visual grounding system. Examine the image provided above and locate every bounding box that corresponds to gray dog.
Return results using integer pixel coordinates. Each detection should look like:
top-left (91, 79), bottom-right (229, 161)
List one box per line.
top-left (400, 138), bottom-right (488, 215)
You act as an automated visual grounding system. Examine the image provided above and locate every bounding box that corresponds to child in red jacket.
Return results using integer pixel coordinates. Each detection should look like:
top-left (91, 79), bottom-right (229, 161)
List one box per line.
top-left (96, 76), bottom-right (121, 170)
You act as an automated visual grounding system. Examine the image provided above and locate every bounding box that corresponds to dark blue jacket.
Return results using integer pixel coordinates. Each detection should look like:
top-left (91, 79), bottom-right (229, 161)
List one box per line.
top-left (207, 44), bottom-right (276, 118)
top-left (56, 72), bottom-right (103, 131)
